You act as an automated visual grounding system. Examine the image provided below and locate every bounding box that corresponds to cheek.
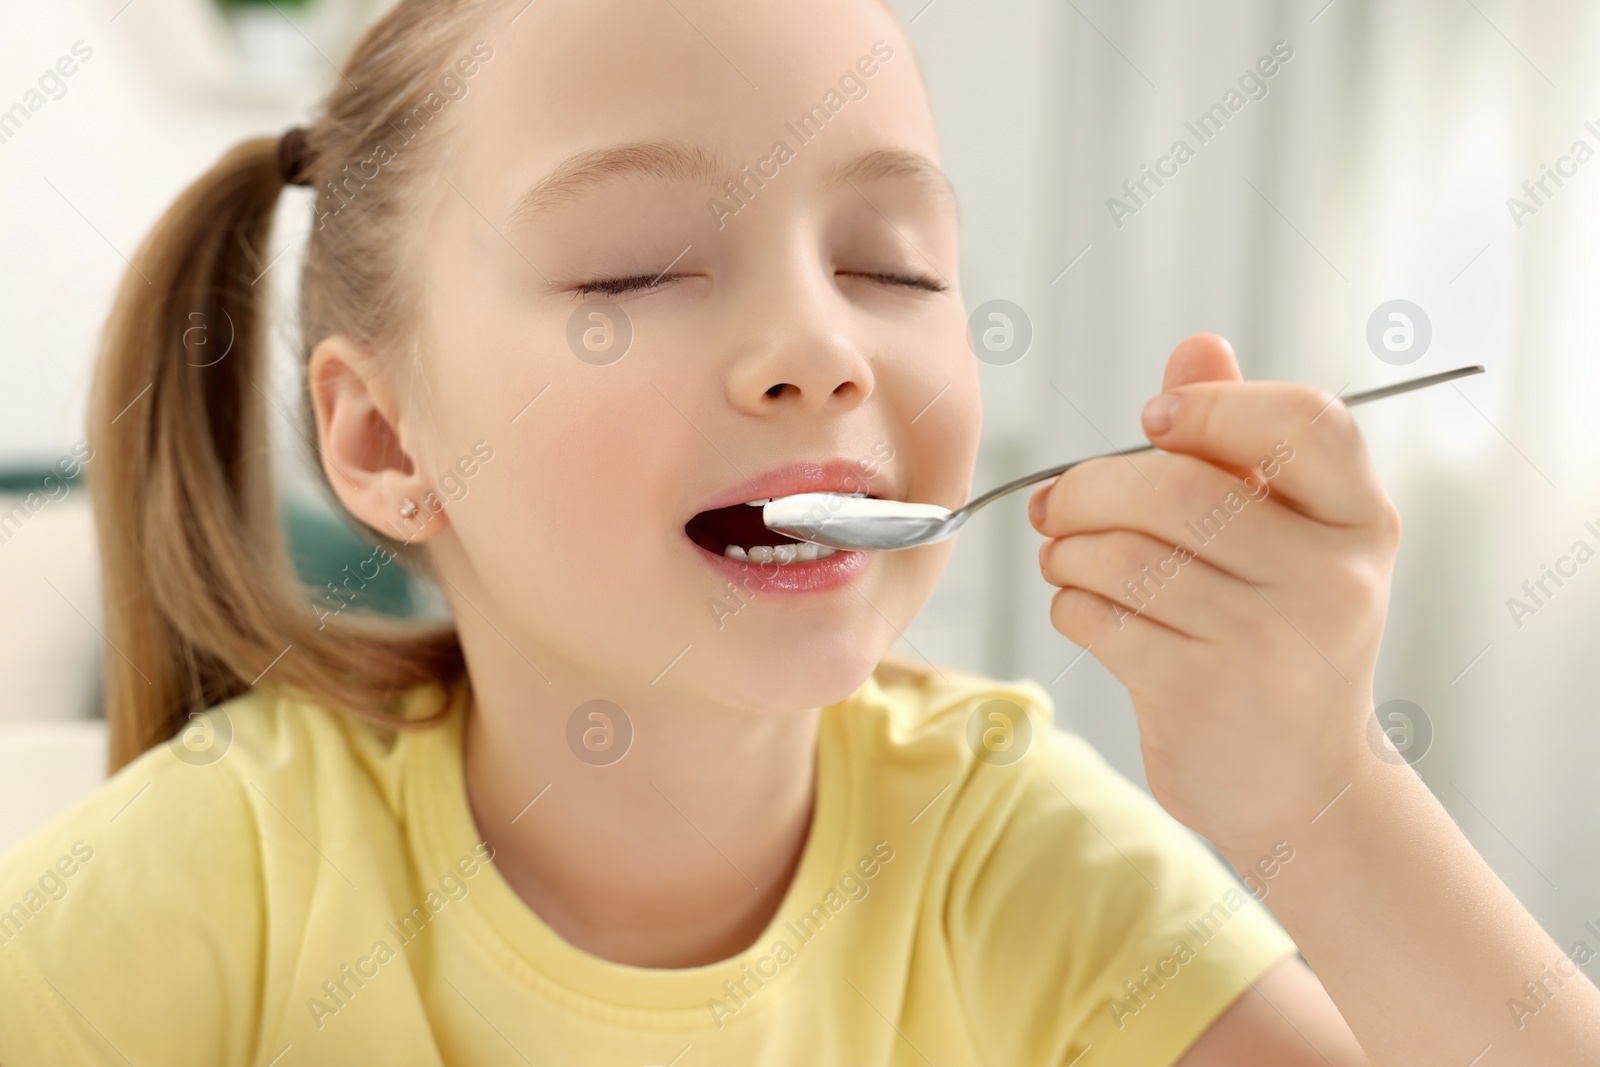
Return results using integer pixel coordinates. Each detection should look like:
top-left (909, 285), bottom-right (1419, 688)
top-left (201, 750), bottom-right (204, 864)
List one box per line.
top-left (466, 381), bottom-right (766, 668)
top-left (472, 385), bottom-right (686, 575)
top-left (418, 272), bottom-right (664, 560)
top-left (905, 358), bottom-right (981, 508)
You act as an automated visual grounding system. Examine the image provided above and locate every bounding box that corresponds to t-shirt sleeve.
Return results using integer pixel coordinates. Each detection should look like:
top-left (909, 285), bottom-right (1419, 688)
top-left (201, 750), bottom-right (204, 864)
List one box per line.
top-left (0, 747), bottom-right (264, 1067)
top-left (947, 714), bottom-right (1299, 1066)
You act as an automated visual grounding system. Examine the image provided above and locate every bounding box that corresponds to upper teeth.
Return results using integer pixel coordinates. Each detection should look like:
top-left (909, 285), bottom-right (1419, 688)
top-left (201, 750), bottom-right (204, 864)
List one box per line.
top-left (725, 542), bottom-right (836, 563)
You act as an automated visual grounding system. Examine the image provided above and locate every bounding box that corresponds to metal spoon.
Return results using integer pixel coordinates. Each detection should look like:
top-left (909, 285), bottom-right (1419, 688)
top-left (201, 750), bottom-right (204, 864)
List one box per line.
top-left (763, 364), bottom-right (1485, 552)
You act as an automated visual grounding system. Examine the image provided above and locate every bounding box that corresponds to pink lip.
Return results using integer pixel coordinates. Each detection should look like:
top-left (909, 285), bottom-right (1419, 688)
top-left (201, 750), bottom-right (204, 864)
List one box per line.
top-left (685, 457), bottom-right (890, 595)
top-left (693, 540), bottom-right (873, 593)
top-left (690, 458), bottom-right (892, 514)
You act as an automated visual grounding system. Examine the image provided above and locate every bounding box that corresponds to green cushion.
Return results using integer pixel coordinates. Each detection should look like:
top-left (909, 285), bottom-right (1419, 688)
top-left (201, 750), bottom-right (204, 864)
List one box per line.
top-left (0, 465), bottom-right (83, 495)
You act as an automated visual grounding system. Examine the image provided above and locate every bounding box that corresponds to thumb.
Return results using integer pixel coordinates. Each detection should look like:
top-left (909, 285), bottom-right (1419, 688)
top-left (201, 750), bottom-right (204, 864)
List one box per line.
top-left (1161, 333), bottom-right (1242, 391)
top-left (1145, 335), bottom-right (1253, 479)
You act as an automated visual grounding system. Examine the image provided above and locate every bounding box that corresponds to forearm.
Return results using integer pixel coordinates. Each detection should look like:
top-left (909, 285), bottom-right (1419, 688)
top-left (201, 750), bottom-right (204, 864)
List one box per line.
top-left (1221, 751), bottom-right (1600, 1066)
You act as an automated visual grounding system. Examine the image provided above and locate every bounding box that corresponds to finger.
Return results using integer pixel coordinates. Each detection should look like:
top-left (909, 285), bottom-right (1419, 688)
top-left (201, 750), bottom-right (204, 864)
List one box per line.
top-left (1139, 379), bottom-right (1390, 527)
top-left (1039, 530), bottom-right (1259, 639)
top-left (1158, 335), bottom-right (1260, 484)
top-left (1162, 333), bottom-right (1243, 392)
top-left (1030, 449), bottom-right (1328, 585)
top-left (1023, 334), bottom-right (1241, 522)
top-left (1046, 585), bottom-right (1191, 689)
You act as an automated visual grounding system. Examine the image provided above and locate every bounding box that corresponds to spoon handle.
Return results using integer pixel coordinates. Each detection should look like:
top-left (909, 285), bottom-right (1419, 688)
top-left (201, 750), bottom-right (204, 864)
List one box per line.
top-left (956, 363), bottom-right (1486, 518)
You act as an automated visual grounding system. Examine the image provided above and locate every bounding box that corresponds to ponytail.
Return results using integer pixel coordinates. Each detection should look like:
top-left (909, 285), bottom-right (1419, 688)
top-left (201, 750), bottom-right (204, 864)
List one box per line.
top-left (87, 136), bottom-right (464, 772)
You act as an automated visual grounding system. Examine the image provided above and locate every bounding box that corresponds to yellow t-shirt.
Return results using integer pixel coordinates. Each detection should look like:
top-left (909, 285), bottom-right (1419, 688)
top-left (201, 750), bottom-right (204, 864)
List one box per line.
top-left (0, 665), bottom-right (1296, 1065)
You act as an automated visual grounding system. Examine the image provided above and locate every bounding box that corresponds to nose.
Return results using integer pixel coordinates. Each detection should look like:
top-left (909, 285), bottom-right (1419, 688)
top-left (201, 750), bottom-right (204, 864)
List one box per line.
top-left (724, 289), bottom-right (875, 416)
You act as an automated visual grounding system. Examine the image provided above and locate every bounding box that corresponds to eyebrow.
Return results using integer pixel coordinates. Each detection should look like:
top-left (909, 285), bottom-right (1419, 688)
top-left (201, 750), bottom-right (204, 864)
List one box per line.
top-left (509, 142), bottom-right (723, 225)
top-left (826, 147), bottom-right (955, 203)
top-left (507, 140), bottom-right (955, 226)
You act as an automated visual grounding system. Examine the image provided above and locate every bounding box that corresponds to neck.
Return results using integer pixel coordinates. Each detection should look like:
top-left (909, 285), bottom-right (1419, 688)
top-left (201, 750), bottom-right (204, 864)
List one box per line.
top-left (460, 646), bottom-right (822, 969)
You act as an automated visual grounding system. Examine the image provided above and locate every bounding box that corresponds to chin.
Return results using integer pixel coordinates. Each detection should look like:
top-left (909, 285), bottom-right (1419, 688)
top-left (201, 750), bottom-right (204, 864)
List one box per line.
top-left (714, 627), bottom-right (891, 713)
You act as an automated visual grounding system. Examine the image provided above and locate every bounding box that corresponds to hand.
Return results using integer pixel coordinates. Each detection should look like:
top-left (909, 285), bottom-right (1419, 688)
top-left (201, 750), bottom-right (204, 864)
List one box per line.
top-left (1028, 334), bottom-right (1401, 853)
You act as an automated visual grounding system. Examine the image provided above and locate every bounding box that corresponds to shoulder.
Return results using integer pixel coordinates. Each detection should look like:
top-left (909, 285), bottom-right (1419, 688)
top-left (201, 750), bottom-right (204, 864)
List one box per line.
top-left (865, 652), bottom-right (1054, 745)
top-left (0, 695), bottom-right (267, 1061)
top-left (0, 680), bottom-right (450, 1064)
top-left (154, 675), bottom-right (457, 822)
top-left (860, 655), bottom-right (1218, 871)
top-left (857, 658), bottom-right (1297, 1065)
top-left (0, 677), bottom-right (448, 891)
top-left (858, 655), bottom-right (1169, 868)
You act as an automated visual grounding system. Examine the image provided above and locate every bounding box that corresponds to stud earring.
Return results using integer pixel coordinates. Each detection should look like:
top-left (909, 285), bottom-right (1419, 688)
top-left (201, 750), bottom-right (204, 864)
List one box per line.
top-left (399, 498), bottom-right (418, 519)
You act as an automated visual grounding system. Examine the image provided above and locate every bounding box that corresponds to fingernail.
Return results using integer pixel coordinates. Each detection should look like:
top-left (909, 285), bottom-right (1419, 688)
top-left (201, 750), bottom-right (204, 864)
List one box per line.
top-left (1142, 393), bottom-right (1179, 436)
top-left (1028, 486), bottom-right (1046, 527)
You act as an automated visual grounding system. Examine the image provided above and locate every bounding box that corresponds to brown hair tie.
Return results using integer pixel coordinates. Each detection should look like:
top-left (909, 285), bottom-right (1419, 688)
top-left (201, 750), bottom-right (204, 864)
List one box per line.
top-left (277, 126), bottom-right (314, 186)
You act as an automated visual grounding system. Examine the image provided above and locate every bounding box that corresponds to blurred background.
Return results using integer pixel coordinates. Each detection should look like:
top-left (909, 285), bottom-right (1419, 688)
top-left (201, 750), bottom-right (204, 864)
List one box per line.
top-left (1, 0), bottom-right (1596, 963)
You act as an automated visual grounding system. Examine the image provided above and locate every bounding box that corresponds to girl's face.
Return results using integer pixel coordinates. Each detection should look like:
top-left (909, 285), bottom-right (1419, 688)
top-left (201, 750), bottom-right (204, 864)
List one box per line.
top-left (410, 0), bottom-right (978, 711)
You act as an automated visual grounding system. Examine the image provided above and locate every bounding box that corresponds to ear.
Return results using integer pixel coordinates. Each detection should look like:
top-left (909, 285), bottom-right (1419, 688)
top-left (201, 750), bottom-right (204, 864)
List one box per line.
top-left (308, 335), bottom-right (444, 544)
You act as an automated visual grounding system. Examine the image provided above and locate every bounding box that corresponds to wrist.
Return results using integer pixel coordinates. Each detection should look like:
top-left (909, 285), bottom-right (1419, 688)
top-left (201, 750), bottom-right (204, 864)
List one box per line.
top-left (1211, 735), bottom-right (1398, 869)
top-left (1215, 746), bottom-right (1434, 905)
top-left (1196, 713), bottom-right (1373, 861)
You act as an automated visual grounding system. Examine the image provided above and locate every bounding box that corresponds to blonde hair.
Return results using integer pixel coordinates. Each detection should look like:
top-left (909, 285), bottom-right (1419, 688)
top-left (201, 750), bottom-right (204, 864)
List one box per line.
top-left (87, 1), bottom-right (499, 770)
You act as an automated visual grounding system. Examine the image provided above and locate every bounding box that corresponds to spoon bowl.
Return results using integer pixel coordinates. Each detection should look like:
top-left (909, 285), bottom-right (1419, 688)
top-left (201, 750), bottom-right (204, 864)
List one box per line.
top-left (760, 494), bottom-right (960, 552)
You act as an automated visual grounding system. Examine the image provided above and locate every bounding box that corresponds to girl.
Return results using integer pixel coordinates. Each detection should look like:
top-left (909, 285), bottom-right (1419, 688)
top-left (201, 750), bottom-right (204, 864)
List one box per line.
top-left (1, 0), bottom-right (1595, 1063)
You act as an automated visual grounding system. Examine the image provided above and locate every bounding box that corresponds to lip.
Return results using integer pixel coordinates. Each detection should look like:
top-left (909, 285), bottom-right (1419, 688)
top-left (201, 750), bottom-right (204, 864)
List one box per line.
top-left (693, 539), bottom-right (873, 593)
top-left (684, 457), bottom-right (890, 594)
top-left (689, 457), bottom-right (894, 514)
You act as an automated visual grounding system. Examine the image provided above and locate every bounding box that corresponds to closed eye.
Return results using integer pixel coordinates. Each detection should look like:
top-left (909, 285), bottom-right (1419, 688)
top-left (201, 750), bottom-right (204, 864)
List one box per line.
top-left (574, 273), bottom-right (685, 297)
top-left (574, 270), bottom-right (946, 296)
top-left (839, 270), bottom-right (948, 293)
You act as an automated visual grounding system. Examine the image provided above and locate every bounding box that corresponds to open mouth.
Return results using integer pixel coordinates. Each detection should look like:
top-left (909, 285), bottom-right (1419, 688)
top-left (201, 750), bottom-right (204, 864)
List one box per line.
top-left (685, 497), bottom-right (868, 563)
